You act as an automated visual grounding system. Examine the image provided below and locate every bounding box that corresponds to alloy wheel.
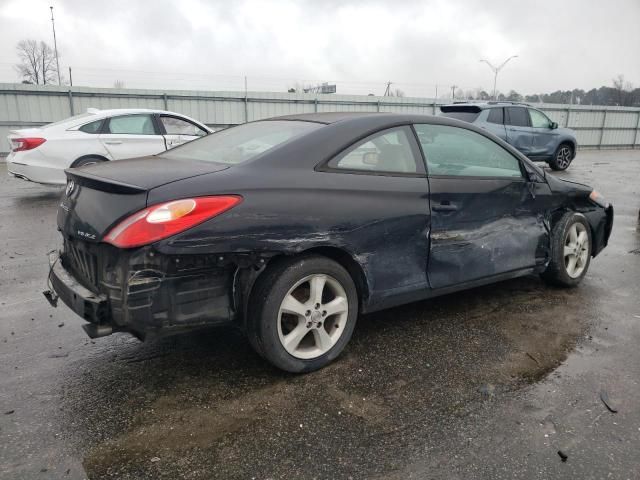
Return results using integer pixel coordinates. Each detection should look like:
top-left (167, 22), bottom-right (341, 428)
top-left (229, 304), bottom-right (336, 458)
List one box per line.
top-left (556, 146), bottom-right (573, 169)
top-left (277, 274), bottom-right (349, 359)
top-left (563, 222), bottom-right (589, 278)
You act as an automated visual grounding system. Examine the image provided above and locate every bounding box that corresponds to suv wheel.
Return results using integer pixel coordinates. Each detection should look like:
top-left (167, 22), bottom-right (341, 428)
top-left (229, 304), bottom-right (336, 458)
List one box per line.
top-left (549, 143), bottom-right (574, 171)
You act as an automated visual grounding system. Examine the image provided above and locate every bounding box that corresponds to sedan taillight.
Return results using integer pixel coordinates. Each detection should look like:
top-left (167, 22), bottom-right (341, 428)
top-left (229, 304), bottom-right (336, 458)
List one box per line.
top-left (11, 137), bottom-right (46, 152)
top-left (103, 196), bottom-right (242, 248)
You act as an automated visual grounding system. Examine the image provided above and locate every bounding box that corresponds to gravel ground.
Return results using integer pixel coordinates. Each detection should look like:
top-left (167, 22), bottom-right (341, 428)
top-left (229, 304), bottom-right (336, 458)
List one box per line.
top-left (1, 150), bottom-right (639, 479)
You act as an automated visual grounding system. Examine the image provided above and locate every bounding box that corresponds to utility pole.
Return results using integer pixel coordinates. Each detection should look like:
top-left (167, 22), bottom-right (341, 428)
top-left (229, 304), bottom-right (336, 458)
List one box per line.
top-left (480, 55), bottom-right (518, 100)
top-left (384, 81), bottom-right (392, 96)
top-left (68, 67), bottom-right (73, 86)
top-left (451, 85), bottom-right (457, 100)
top-left (50, 6), bottom-right (62, 85)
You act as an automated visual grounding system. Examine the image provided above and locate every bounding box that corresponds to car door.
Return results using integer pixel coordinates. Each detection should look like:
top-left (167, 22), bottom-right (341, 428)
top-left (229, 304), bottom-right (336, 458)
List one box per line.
top-left (505, 106), bottom-right (534, 155)
top-left (158, 114), bottom-right (209, 150)
top-left (323, 126), bottom-right (431, 302)
top-left (414, 123), bottom-right (547, 289)
top-left (99, 114), bottom-right (166, 160)
top-left (528, 108), bottom-right (557, 158)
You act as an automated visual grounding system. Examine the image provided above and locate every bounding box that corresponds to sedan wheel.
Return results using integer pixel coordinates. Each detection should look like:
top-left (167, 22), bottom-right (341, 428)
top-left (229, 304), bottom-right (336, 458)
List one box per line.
top-left (563, 222), bottom-right (590, 278)
top-left (247, 255), bottom-right (358, 372)
top-left (541, 212), bottom-right (592, 287)
top-left (277, 274), bottom-right (349, 359)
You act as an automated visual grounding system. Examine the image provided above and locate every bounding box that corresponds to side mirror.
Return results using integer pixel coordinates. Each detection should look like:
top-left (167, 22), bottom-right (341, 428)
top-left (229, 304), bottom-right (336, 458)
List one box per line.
top-left (550, 121), bottom-right (558, 129)
top-left (526, 169), bottom-right (544, 183)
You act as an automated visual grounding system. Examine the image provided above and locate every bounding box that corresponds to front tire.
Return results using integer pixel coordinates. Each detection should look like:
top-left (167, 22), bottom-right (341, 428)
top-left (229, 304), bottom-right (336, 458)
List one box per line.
top-left (247, 255), bottom-right (358, 373)
top-left (541, 212), bottom-right (592, 287)
top-left (549, 143), bottom-right (574, 171)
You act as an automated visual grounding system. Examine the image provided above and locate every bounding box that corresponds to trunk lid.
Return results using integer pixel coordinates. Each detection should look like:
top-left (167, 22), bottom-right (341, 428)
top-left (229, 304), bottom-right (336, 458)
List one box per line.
top-left (57, 156), bottom-right (230, 242)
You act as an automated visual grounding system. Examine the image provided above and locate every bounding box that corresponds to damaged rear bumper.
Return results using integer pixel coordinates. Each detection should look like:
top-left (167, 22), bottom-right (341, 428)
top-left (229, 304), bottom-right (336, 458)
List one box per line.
top-left (46, 243), bottom-right (239, 340)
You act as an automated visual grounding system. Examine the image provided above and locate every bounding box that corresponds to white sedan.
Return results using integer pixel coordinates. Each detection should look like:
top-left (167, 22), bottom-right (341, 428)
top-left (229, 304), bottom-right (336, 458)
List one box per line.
top-left (6, 108), bottom-right (213, 185)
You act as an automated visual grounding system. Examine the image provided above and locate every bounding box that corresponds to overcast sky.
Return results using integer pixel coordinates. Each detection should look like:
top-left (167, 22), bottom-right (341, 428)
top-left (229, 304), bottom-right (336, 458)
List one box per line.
top-left (0, 0), bottom-right (638, 97)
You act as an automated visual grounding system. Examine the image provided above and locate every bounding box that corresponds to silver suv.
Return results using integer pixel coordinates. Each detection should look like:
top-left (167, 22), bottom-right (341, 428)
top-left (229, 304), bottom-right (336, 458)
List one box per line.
top-left (440, 102), bottom-right (578, 171)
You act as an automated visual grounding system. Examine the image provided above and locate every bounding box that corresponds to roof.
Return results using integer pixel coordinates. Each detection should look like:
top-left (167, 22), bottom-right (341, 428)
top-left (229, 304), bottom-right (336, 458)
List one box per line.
top-left (442, 101), bottom-right (532, 110)
top-left (270, 112), bottom-right (402, 125)
top-left (86, 108), bottom-right (177, 117)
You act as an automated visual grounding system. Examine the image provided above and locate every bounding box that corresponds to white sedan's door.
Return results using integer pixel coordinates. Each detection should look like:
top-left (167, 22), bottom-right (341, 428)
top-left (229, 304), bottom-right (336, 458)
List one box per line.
top-left (99, 114), bottom-right (166, 160)
top-left (159, 115), bottom-right (209, 150)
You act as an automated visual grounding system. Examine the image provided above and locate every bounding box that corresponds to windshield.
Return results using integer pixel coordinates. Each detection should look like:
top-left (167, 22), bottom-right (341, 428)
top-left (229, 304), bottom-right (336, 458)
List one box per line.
top-left (161, 120), bottom-right (321, 164)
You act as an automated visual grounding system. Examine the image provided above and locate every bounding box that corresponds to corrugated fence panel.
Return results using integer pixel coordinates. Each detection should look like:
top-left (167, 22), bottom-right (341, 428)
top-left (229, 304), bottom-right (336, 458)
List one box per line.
top-left (602, 129), bottom-right (637, 146)
top-left (568, 110), bottom-right (605, 129)
top-left (1, 83), bottom-right (639, 154)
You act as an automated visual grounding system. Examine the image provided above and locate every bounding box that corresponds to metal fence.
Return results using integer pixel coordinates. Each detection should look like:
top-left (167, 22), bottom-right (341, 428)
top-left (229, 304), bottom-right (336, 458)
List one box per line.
top-left (1, 82), bottom-right (639, 155)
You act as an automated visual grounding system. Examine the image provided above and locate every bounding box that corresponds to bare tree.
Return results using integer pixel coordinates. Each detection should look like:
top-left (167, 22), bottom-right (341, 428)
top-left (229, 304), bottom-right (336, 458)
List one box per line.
top-left (388, 88), bottom-right (405, 97)
top-left (113, 80), bottom-right (126, 89)
top-left (612, 74), bottom-right (633, 106)
top-left (15, 40), bottom-right (59, 85)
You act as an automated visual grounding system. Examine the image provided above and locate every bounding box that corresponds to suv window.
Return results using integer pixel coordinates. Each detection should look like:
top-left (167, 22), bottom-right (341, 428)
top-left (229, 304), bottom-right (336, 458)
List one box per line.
top-left (79, 119), bottom-right (103, 134)
top-left (160, 116), bottom-right (208, 136)
top-left (329, 127), bottom-right (420, 174)
top-left (106, 115), bottom-right (156, 135)
top-left (529, 109), bottom-right (552, 128)
top-left (414, 124), bottom-right (522, 178)
top-left (505, 107), bottom-right (530, 127)
top-left (486, 108), bottom-right (504, 124)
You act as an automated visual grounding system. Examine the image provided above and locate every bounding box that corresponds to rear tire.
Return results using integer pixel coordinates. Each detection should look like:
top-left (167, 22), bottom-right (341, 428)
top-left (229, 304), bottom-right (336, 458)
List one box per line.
top-left (71, 156), bottom-right (106, 168)
top-left (549, 143), bottom-right (574, 171)
top-left (247, 255), bottom-right (358, 373)
top-left (541, 212), bottom-right (592, 287)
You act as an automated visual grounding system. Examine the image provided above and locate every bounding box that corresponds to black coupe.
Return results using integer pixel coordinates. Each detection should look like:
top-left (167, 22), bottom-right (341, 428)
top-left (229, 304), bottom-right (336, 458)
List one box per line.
top-left (47, 113), bottom-right (613, 372)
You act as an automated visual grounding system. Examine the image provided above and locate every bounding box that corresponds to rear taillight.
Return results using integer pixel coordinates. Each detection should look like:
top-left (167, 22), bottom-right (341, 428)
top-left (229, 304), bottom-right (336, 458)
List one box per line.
top-left (103, 196), bottom-right (242, 248)
top-left (11, 137), bottom-right (46, 152)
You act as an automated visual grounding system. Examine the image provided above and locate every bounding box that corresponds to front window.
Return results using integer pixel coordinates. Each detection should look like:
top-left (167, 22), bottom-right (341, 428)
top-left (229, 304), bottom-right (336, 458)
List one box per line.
top-left (414, 124), bottom-right (522, 178)
top-left (160, 116), bottom-right (208, 137)
top-left (529, 109), bottom-right (552, 128)
top-left (161, 120), bottom-right (321, 165)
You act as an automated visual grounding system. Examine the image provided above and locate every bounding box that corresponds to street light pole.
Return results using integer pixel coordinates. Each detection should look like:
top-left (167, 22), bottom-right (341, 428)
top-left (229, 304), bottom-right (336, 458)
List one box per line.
top-left (50, 6), bottom-right (62, 85)
top-left (480, 55), bottom-right (518, 100)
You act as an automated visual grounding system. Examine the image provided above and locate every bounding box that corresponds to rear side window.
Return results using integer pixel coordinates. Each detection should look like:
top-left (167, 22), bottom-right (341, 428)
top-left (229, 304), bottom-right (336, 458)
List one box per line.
top-left (329, 127), bottom-right (420, 174)
top-left (160, 116), bottom-right (208, 137)
top-left (79, 119), bottom-right (103, 134)
top-left (414, 124), bottom-right (522, 178)
top-left (106, 115), bottom-right (157, 135)
top-left (505, 107), bottom-right (530, 127)
top-left (487, 108), bottom-right (504, 124)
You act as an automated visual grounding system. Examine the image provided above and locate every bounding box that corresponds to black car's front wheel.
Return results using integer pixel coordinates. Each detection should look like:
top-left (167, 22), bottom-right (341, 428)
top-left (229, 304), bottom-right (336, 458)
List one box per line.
top-left (247, 255), bottom-right (358, 372)
top-left (549, 143), bottom-right (574, 171)
top-left (541, 212), bottom-right (592, 287)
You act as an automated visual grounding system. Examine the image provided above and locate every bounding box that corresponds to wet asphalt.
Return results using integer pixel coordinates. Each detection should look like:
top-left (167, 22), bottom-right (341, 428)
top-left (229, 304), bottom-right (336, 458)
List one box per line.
top-left (0, 151), bottom-right (639, 480)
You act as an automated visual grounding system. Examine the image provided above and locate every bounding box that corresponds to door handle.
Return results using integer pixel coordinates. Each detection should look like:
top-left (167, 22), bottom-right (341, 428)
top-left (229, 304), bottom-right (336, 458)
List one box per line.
top-left (433, 203), bottom-right (458, 212)
top-left (104, 140), bottom-right (122, 145)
